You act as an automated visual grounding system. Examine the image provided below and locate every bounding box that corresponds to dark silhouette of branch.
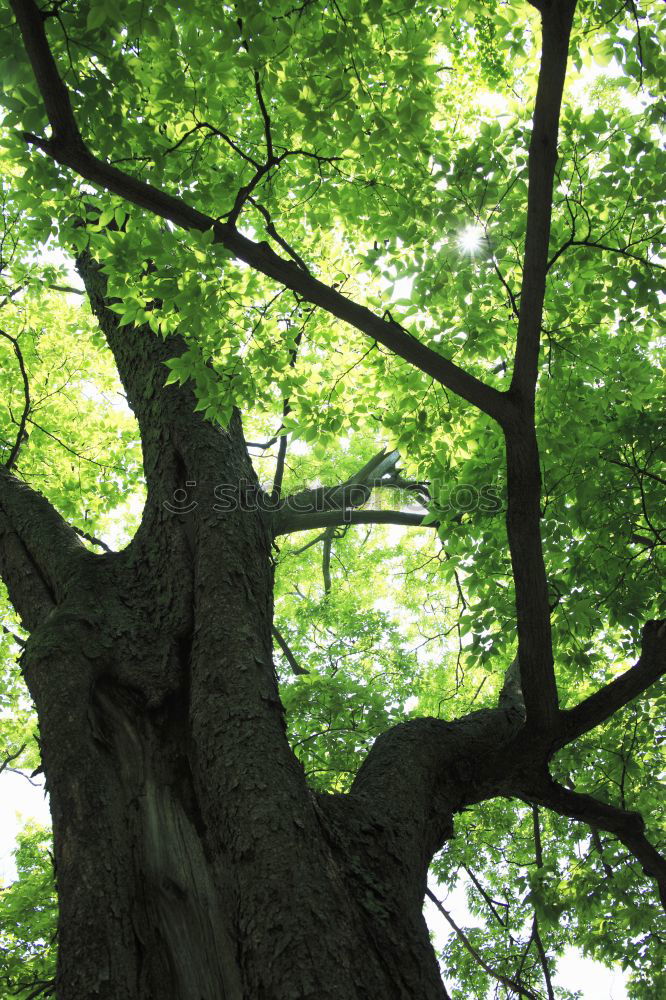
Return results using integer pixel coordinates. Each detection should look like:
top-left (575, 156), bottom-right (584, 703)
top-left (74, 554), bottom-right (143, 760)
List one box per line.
top-left (557, 619), bottom-right (666, 747)
top-left (547, 235), bottom-right (665, 273)
top-left (163, 120), bottom-right (261, 167)
top-left (0, 328), bottom-right (31, 470)
top-left (510, 0), bottom-right (577, 405)
top-left (531, 807), bottom-right (555, 1000)
top-left (248, 197), bottom-right (310, 273)
top-left (27, 416), bottom-right (124, 471)
top-left (71, 524), bottom-right (113, 553)
top-left (9, 0), bottom-right (510, 426)
top-left (463, 866), bottom-right (509, 928)
top-left (272, 624), bottom-right (308, 675)
top-left (590, 825), bottom-right (614, 879)
top-left (48, 282), bottom-right (84, 294)
top-left (272, 322), bottom-right (306, 499)
top-left (608, 456), bottom-right (666, 488)
top-left (0, 742), bottom-right (26, 774)
top-left (2, 623), bottom-right (26, 646)
top-left (504, 0), bottom-right (578, 733)
top-left (321, 528), bottom-right (333, 594)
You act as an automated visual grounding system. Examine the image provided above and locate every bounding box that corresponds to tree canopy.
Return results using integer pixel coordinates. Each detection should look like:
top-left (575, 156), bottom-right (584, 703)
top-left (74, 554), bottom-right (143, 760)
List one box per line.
top-left (0, 0), bottom-right (664, 997)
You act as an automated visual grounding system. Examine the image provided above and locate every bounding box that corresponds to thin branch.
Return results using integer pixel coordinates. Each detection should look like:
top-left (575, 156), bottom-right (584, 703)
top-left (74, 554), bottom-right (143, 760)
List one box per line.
top-left (27, 416), bottom-right (124, 470)
top-left (272, 624), bottom-right (308, 675)
top-left (71, 524), bottom-right (113, 553)
top-left (272, 323), bottom-right (305, 498)
top-left (287, 529), bottom-right (330, 557)
top-left (162, 120), bottom-right (260, 168)
top-left (426, 889), bottom-right (539, 1000)
top-left (531, 807), bottom-right (555, 1000)
top-left (48, 282), bottom-right (85, 295)
top-left (590, 825), bottom-right (614, 879)
top-left (0, 742), bottom-right (27, 775)
top-left (2, 623), bottom-right (26, 646)
top-left (463, 866), bottom-right (509, 928)
top-left (248, 197), bottom-right (310, 273)
top-left (547, 236), bottom-right (666, 273)
top-left (608, 457), bottom-right (666, 489)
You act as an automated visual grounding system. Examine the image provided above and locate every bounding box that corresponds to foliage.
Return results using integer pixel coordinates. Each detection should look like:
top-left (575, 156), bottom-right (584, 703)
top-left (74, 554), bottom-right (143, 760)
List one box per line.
top-left (0, 822), bottom-right (56, 1000)
top-left (0, 0), bottom-right (664, 995)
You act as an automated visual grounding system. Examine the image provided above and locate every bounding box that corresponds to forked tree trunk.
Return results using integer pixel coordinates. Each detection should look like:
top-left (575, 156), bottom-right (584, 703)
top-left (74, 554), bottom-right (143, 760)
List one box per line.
top-left (8, 254), bottom-right (454, 999)
top-left (0, 252), bottom-right (536, 1000)
top-left (21, 491), bottom-right (450, 999)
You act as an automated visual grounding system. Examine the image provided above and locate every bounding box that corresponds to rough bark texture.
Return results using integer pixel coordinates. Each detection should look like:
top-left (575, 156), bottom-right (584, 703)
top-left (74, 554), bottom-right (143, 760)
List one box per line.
top-left (7, 256), bottom-right (481, 1000)
top-left (3, 1), bottom-right (666, 996)
top-left (0, 254), bottom-right (541, 1000)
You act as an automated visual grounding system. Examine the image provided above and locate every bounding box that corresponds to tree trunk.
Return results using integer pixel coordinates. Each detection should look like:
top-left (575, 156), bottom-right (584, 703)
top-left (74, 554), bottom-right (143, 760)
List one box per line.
top-left (20, 499), bottom-right (449, 999)
top-left (1, 252), bottom-right (448, 998)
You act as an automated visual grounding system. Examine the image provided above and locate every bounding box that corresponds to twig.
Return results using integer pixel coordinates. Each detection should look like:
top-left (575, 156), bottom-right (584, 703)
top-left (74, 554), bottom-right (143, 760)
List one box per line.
top-left (72, 524), bottom-right (113, 553)
top-left (0, 743), bottom-right (27, 775)
top-left (272, 624), bottom-right (308, 675)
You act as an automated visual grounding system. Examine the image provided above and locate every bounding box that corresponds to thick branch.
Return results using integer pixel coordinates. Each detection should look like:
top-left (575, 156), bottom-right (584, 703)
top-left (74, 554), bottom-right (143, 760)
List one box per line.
top-left (273, 448), bottom-right (429, 535)
top-left (556, 619), bottom-right (666, 748)
top-left (500, 0), bottom-right (577, 731)
top-left (9, 0), bottom-right (510, 425)
top-left (351, 699), bottom-right (528, 867)
top-left (274, 507), bottom-right (427, 536)
top-left (504, 427), bottom-right (559, 730)
top-left (0, 328), bottom-right (31, 471)
top-left (0, 467), bottom-right (83, 628)
top-left (525, 777), bottom-right (666, 912)
top-left (510, 0), bottom-right (577, 407)
top-left (321, 529), bottom-right (333, 594)
top-left (75, 252), bottom-right (240, 498)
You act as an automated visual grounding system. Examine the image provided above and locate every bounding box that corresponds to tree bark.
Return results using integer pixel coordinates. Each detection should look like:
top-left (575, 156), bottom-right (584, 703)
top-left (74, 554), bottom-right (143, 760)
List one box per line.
top-left (18, 464), bottom-right (454, 999)
top-left (4, 2), bottom-right (666, 994)
top-left (4, 257), bottom-right (462, 999)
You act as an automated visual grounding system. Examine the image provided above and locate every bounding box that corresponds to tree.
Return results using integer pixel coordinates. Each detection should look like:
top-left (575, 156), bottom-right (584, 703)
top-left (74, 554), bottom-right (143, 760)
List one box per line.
top-left (0, 0), bottom-right (664, 996)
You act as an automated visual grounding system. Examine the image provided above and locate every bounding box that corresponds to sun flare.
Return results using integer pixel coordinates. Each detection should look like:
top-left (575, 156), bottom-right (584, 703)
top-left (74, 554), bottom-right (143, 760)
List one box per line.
top-left (458, 224), bottom-right (484, 255)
